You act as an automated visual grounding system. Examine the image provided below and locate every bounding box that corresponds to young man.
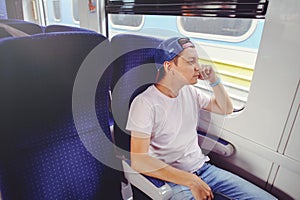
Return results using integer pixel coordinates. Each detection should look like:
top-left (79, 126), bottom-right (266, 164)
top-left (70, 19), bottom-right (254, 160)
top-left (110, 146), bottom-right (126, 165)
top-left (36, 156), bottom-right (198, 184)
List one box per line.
top-left (126, 37), bottom-right (277, 200)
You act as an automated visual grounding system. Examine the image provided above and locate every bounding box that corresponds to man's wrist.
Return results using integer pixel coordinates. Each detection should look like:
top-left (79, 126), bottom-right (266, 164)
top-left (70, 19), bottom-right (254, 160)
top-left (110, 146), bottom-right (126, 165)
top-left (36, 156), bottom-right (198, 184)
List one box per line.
top-left (209, 77), bottom-right (221, 87)
top-left (186, 174), bottom-right (200, 188)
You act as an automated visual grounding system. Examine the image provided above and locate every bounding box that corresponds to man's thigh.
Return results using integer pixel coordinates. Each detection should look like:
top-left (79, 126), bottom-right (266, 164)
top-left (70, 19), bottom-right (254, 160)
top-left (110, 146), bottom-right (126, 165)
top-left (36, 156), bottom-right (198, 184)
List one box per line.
top-left (200, 164), bottom-right (277, 200)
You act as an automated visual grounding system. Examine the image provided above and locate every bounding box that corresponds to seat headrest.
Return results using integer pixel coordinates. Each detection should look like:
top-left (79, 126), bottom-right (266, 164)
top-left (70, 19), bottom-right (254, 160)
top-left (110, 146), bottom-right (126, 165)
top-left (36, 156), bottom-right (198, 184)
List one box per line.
top-left (0, 32), bottom-right (107, 135)
top-left (0, 19), bottom-right (42, 38)
top-left (44, 24), bottom-right (96, 33)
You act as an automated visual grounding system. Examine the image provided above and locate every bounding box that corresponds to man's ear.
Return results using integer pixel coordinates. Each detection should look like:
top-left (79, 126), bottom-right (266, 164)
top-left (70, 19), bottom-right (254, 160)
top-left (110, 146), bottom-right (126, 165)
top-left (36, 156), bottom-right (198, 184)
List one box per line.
top-left (163, 61), bottom-right (171, 72)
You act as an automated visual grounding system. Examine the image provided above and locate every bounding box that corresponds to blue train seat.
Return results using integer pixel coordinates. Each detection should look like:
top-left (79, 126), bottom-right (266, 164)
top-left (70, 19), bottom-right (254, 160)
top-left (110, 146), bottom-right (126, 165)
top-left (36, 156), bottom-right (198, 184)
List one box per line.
top-left (0, 19), bottom-right (42, 38)
top-left (110, 34), bottom-right (161, 156)
top-left (0, 32), bottom-right (122, 199)
top-left (110, 34), bottom-right (232, 200)
top-left (44, 24), bottom-right (96, 33)
top-left (109, 34), bottom-right (165, 199)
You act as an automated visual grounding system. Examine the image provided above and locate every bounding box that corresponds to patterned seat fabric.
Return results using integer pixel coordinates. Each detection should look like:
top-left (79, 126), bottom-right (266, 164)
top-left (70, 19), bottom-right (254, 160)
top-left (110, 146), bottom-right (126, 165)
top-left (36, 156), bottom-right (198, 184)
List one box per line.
top-left (110, 34), bottom-right (162, 155)
top-left (0, 32), bottom-right (121, 200)
top-left (109, 34), bottom-right (164, 199)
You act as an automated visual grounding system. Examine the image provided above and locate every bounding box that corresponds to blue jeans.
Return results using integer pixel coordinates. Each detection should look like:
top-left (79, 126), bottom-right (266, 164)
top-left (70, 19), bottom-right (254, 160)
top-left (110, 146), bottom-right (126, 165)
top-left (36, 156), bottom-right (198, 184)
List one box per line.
top-left (167, 163), bottom-right (277, 200)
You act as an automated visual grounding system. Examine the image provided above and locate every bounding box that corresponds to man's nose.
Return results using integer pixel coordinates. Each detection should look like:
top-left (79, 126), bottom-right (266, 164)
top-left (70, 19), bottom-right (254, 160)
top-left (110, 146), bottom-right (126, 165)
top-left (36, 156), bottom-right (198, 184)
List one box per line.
top-left (195, 65), bottom-right (200, 71)
top-left (195, 60), bottom-right (201, 68)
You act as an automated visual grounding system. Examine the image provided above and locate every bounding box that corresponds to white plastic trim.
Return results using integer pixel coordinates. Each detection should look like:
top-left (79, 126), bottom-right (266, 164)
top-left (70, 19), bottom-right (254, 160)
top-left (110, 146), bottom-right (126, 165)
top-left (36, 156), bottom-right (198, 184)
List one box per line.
top-left (198, 134), bottom-right (235, 157)
top-left (122, 160), bottom-right (173, 200)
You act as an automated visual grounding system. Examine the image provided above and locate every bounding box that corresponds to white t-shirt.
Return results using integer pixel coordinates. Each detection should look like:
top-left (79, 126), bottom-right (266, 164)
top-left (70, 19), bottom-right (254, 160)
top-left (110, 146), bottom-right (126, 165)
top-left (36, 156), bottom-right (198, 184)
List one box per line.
top-left (126, 85), bottom-right (210, 172)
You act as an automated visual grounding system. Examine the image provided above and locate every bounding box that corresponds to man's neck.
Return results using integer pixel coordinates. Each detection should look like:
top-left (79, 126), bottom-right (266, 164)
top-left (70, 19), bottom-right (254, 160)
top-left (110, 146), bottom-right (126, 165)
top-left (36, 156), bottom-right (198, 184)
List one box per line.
top-left (155, 77), bottom-right (185, 98)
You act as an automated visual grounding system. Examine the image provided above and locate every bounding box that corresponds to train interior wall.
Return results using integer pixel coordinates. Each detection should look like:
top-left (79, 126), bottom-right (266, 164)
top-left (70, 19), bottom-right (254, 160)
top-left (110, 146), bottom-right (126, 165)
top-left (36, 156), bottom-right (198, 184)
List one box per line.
top-left (210, 1), bottom-right (300, 199)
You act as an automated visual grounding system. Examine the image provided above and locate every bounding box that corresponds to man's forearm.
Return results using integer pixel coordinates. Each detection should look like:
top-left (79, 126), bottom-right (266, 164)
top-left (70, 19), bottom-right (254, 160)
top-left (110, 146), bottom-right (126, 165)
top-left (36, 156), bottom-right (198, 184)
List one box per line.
top-left (211, 81), bottom-right (233, 114)
top-left (131, 153), bottom-right (197, 187)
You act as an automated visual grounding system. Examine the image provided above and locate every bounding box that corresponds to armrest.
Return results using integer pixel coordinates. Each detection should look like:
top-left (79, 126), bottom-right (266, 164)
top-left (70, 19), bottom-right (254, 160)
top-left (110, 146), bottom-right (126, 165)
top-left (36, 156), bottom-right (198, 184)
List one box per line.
top-left (122, 160), bottom-right (173, 200)
top-left (197, 131), bottom-right (234, 157)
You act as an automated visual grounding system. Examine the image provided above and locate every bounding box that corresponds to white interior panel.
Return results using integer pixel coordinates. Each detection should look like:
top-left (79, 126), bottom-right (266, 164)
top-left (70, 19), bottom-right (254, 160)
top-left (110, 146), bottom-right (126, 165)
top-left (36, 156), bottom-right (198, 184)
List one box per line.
top-left (223, 0), bottom-right (300, 150)
top-left (272, 166), bottom-right (300, 199)
top-left (285, 107), bottom-right (300, 161)
top-left (78, 0), bottom-right (99, 32)
top-left (209, 130), bottom-right (273, 188)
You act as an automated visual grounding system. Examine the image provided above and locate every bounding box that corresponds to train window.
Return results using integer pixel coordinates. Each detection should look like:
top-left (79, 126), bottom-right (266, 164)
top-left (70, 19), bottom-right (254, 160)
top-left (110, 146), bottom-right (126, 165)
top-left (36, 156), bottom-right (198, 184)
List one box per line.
top-left (178, 17), bottom-right (257, 42)
top-left (109, 14), bottom-right (144, 30)
top-left (72, 0), bottom-right (79, 22)
top-left (108, 14), bottom-right (265, 108)
top-left (0, 0), bottom-right (8, 19)
top-left (176, 16), bottom-right (264, 108)
top-left (106, 0), bottom-right (268, 109)
top-left (52, 0), bottom-right (61, 21)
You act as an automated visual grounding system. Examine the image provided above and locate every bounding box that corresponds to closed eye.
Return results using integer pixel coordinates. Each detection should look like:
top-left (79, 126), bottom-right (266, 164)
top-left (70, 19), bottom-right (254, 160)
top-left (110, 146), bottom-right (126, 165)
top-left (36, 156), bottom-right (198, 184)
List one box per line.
top-left (188, 59), bottom-right (196, 65)
top-left (180, 56), bottom-right (198, 66)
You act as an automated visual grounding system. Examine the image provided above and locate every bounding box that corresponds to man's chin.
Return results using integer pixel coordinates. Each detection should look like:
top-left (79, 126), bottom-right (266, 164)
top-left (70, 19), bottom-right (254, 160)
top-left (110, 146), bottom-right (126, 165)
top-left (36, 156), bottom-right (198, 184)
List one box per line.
top-left (190, 79), bottom-right (198, 85)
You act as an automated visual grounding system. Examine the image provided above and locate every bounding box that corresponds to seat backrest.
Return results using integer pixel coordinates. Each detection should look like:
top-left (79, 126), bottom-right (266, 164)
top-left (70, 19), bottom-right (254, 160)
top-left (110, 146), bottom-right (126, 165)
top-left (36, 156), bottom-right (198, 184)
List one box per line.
top-left (0, 32), bottom-right (121, 199)
top-left (44, 24), bottom-right (96, 33)
top-left (0, 19), bottom-right (42, 38)
top-left (109, 34), bottom-right (162, 157)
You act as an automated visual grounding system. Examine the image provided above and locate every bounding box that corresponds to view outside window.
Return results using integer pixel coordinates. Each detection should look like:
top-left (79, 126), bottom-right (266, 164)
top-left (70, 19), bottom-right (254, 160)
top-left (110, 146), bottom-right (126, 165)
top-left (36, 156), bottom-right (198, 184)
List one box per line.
top-left (109, 14), bottom-right (264, 109)
top-left (110, 14), bottom-right (143, 28)
top-left (52, 0), bottom-right (61, 21)
top-left (72, 0), bottom-right (79, 22)
top-left (179, 17), bottom-right (253, 38)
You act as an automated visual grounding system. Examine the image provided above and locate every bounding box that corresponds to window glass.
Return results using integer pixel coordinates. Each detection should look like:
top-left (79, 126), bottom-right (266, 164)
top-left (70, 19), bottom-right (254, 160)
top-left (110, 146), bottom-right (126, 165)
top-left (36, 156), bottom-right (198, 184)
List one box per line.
top-left (110, 14), bottom-right (143, 29)
top-left (108, 14), bottom-right (265, 109)
top-left (180, 17), bottom-right (252, 37)
top-left (178, 16), bottom-right (256, 43)
top-left (72, 0), bottom-right (79, 22)
top-left (0, 0), bottom-right (8, 19)
top-left (44, 0), bottom-right (80, 26)
top-left (52, 0), bottom-right (61, 21)
top-left (177, 17), bottom-right (261, 108)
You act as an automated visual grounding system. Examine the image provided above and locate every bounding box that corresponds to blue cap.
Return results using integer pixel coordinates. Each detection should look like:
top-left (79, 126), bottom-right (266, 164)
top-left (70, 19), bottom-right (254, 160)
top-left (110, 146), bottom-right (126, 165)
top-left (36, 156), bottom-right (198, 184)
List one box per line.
top-left (154, 37), bottom-right (194, 70)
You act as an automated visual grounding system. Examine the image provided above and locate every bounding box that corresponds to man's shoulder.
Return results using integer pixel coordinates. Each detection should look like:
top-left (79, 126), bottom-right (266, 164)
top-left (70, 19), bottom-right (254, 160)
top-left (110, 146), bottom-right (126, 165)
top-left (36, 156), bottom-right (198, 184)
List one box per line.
top-left (132, 85), bottom-right (156, 102)
top-left (135, 84), bottom-right (155, 97)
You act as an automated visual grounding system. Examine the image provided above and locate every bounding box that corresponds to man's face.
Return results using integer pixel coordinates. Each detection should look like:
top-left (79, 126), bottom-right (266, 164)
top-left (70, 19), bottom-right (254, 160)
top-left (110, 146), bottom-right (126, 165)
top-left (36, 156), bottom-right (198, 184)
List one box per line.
top-left (172, 47), bottom-right (200, 85)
